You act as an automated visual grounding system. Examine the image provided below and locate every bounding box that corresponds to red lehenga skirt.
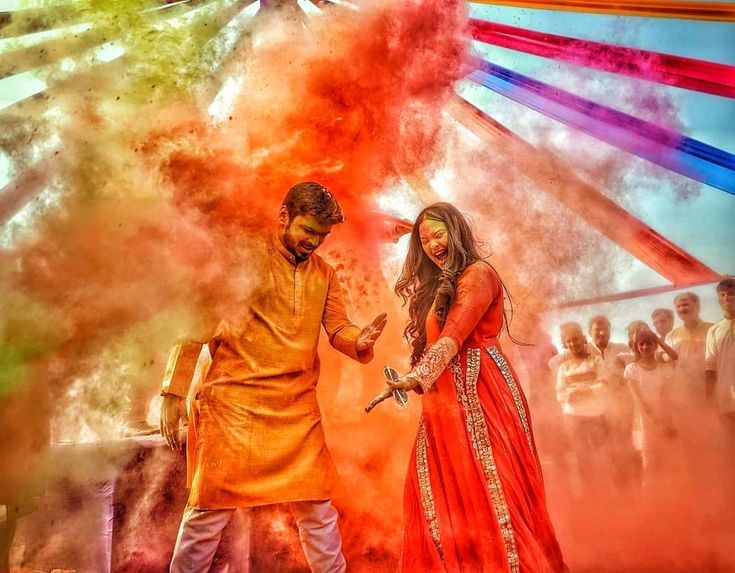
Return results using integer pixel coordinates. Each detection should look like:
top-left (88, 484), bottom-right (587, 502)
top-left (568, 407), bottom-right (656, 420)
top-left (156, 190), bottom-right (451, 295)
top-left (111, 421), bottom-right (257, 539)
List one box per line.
top-left (399, 343), bottom-right (567, 573)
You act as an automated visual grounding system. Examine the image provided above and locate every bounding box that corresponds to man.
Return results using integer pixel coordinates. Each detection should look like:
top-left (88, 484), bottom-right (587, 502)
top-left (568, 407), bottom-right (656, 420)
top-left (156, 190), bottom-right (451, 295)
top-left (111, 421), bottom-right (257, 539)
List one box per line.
top-left (651, 308), bottom-right (675, 339)
top-left (705, 278), bottom-right (735, 451)
top-left (555, 322), bottom-right (610, 488)
top-left (160, 182), bottom-right (387, 573)
top-left (665, 292), bottom-right (713, 405)
top-left (587, 315), bottom-right (629, 375)
top-left (587, 316), bottom-right (637, 486)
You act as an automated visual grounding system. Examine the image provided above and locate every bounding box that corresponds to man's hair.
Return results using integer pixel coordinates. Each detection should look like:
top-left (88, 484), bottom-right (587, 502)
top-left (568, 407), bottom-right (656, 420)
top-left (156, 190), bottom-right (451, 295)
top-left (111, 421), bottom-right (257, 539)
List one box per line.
top-left (674, 291), bottom-right (700, 305)
top-left (282, 182), bottom-right (345, 225)
top-left (588, 315), bottom-right (610, 331)
top-left (716, 277), bottom-right (735, 293)
top-left (560, 321), bottom-right (583, 340)
top-left (651, 308), bottom-right (674, 319)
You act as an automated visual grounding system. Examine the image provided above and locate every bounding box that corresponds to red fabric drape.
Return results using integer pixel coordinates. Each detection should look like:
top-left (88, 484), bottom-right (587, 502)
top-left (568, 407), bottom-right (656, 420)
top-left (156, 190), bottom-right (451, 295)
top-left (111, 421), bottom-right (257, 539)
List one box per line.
top-left (469, 19), bottom-right (735, 98)
top-left (469, 0), bottom-right (735, 22)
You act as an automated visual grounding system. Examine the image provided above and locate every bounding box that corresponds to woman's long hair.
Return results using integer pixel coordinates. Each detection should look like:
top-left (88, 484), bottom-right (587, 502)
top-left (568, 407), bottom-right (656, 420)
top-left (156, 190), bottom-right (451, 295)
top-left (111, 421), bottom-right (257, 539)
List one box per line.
top-left (395, 203), bottom-right (515, 366)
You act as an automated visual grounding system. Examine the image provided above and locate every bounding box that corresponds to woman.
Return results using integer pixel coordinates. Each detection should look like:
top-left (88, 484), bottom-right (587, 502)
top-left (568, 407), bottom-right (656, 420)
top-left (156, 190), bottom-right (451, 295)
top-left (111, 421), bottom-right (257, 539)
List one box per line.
top-left (623, 329), bottom-right (678, 483)
top-left (367, 203), bottom-right (566, 573)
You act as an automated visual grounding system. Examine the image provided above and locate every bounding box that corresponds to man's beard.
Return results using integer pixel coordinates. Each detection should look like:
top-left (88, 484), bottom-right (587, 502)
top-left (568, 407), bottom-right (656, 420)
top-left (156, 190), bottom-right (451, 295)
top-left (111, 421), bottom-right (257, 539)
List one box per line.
top-left (293, 249), bottom-right (311, 263)
top-left (284, 229), bottom-right (313, 263)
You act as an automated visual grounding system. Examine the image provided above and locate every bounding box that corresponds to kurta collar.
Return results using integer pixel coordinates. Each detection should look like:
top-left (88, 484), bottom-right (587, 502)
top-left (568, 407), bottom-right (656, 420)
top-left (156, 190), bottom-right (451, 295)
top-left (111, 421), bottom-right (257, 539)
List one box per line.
top-left (270, 230), bottom-right (298, 266)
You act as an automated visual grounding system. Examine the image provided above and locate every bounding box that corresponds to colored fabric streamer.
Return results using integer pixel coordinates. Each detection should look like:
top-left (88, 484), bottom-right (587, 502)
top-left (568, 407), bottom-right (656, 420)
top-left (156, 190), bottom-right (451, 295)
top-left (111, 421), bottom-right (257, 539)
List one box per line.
top-left (468, 0), bottom-right (735, 22)
top-left (465, 57), bottom-right (735, 195)
top-left (468, 19), bottom-right (735, 98)
top-left (552, 279), bottom-right (722, 308)
top-left (446, 95), bottom-right (722, 285)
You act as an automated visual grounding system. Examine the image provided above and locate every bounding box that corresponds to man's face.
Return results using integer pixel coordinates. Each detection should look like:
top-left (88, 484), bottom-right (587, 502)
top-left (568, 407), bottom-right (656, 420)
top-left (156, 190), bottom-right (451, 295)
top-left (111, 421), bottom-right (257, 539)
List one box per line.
top-left (589, 320), bottom-right (610, 349)
top-left (651, 311), bottom-right (674, 337)
top-left (563, 332), bottom-right (587, 358)
top-left (279, 211), bottom-right (332, 263)
top-left (675, 294), bottom-right (700, 323)
top-left (718, 287), bottom-right (735, 317)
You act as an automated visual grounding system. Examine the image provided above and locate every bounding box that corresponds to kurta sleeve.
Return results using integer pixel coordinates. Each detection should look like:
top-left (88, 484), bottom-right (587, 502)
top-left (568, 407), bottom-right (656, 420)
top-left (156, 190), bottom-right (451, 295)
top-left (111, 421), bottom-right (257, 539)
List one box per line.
top-left (160, 322), bottom-right (224, 398)
top-left (439, 262), bottom-right (501, 349)
top-left (705, 326), bottom-right (717, 372)
top-left (322, 268), bottom-right (372, 364)
top-left (161, 342), bottom-right (205, 398)
top-left (660, 331), bottom-right (675, 363)
top-left (409, 262), bottom-right (501, 393)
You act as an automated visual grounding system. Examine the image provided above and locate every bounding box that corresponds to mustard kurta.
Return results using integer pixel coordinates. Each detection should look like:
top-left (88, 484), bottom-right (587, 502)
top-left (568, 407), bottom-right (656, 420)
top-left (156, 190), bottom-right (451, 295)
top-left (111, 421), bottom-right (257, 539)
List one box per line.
top-left (162, 234), bottom-right (371, 509)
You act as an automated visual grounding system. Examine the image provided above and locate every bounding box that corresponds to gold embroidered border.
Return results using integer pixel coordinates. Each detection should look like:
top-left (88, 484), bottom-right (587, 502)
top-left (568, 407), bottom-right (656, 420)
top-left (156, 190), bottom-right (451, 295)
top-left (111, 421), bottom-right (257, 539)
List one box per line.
top-left (449, 356), bottom-right (476, 443)
top-left (412, 338), bottom-right (456, 393)
top-left (486, 346), bottom-right (537, 461)
top-left (416, 418), bottom-right (443, 557)
top-left (450, 349), bottom-right (520, 573)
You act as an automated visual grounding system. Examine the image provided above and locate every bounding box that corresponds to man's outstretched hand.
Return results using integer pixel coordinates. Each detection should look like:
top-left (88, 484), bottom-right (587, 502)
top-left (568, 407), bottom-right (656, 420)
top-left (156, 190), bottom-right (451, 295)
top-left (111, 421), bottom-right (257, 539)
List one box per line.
top-left (356, 313), bottom-right (388, 353)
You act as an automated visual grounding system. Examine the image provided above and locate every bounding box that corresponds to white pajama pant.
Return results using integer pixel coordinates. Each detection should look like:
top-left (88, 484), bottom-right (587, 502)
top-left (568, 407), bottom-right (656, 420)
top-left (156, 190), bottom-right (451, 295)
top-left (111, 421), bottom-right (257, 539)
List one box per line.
top-left (169, 500), bottom-right (346, 573)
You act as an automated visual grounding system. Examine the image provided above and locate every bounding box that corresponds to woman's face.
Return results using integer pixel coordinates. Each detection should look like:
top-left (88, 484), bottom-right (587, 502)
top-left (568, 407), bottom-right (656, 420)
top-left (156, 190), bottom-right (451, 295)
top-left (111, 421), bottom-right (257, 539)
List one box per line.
top-left (418, 217), bottom-right (449, 268)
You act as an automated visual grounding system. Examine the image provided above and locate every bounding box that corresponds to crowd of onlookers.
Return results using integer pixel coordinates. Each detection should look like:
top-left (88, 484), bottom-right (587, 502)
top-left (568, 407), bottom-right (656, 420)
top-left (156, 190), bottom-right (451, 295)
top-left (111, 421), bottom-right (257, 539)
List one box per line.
top-left (520, 277), bottom-right (735, 495)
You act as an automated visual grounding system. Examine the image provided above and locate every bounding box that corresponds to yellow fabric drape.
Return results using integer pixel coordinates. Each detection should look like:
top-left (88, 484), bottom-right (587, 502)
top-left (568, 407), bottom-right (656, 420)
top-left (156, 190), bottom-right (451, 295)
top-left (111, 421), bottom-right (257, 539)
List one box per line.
top-left (471, 1), bottom-right (735, 22)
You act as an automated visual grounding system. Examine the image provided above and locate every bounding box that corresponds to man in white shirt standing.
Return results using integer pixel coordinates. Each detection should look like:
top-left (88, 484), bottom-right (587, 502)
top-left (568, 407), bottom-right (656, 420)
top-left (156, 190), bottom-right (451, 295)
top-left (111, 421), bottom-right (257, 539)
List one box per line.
top-left (588, 315), bottom-right (637, 488)
top-left (705, 278), bottom-right (735, 458)
top-left (665, 292), bottom-right (714, 407)
top-left (588, 315), bottom-right (630, 372)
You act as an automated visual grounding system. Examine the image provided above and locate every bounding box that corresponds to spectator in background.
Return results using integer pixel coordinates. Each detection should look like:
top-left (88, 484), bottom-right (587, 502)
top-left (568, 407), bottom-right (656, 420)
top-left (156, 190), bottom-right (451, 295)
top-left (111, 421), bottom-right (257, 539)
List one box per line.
top-left (588, 316), bottom-right (637, 489)
top-left (588, 315), bottom-right (629, 374)
top-left (651, 308), bottom-right (675, 339)
top-left (616, 321), bottom-right (677, 370)
top-left (616, 321), bottom-right (651, 369)
top-left (548, 316), bottom-right (625, 372)
top-left (662, 292), bottom-right (715, 474)
top-left (665, 292), bottom-right (713, 406)
top-left (556, 322), bottom-right (610, 490)
top-left (705, 278), bottom-right (735, 456)
top-left (624, 329), bottom-right (678, 490)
